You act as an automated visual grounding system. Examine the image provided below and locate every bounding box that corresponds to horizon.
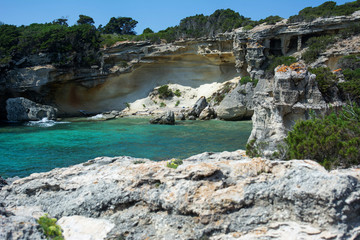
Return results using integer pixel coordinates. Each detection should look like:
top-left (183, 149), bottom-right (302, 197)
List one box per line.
top-left (0, 0), bottom-right (354, 34)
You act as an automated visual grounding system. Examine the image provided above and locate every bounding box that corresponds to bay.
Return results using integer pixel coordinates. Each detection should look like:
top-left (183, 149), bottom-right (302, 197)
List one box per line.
top-left (0, 117), bottom-right (252, 178)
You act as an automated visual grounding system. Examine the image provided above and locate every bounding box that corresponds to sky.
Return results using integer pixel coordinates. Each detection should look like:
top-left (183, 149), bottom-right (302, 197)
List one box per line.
top-left (0, 0), bottom-right (354, 34)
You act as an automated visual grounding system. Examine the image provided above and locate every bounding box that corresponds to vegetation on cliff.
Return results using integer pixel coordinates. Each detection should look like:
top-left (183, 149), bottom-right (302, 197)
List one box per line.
top-left (289, 0), bottom-right (360, 23)
top-left (285, 104), bottom-right (360, 169)
top-left (0, 16), bottom-right (101, 67)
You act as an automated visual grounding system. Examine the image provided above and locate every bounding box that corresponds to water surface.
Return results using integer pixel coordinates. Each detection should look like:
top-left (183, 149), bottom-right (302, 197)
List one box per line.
top-left (0, 118), bottom-right (252, 178)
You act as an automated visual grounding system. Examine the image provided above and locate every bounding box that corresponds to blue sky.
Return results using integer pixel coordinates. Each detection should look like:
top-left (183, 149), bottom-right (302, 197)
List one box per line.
top-left (0, 0), bottom-right (353, 33)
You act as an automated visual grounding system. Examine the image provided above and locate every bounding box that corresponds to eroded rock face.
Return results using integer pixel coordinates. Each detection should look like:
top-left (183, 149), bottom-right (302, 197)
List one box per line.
top-left (248, 63), bottom-right (342, 156)
top-left (1, 150), bottom-right (360, 239)
top-left (6, 97), bottom-right (57, 121)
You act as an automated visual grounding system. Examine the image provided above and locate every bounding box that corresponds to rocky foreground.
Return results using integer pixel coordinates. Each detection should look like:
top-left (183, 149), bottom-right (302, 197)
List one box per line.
top-left (1, 150), bottom-right (360, 239)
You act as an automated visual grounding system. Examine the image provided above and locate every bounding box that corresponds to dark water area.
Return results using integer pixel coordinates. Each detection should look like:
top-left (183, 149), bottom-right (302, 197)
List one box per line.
top-left (0, 117), bottom-right (252, 178)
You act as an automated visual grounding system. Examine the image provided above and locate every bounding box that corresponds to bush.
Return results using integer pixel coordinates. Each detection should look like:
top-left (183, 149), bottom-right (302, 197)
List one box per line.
top-left (239, 76), bottom-right (259, 87)
top-left (175, 100), bottom-right (180, 107)
top-left (267, 56), bottom-right (297, 73)
top-left (309, 67), bottom-right (338, 102)
top-left (285, 104), bottom-right (360, 169)
top-left (158, 85), bottom-right (173, 99)
top-left (160, 102), bottom-right (166, 107)
top-left (37, 214), bottom-right (64, 240)
top-left (288, 1), bottom-right (360, 23)
top-left (174, 89), bottom-right (181, 97)
top-left (166, 159), bottom-right (183, 169)
top-left (302, 35), bottom-right (336, 63)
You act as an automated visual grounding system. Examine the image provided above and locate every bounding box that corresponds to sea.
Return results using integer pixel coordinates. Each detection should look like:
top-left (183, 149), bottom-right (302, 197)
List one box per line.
top-left (0, 117), bottom-right (252, 178)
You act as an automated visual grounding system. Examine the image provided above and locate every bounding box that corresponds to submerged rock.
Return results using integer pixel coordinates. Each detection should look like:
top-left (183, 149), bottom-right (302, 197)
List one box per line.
top-left (149, 110), bottom-right (175, 125)
top-left (6, 97), bottom-right (57, 122)
top-left (1, 150), bottom-right (360, 239)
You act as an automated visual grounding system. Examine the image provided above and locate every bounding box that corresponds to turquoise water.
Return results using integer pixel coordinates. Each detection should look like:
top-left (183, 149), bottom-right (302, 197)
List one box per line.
top-left (0, 118), bottom-right (252, 178)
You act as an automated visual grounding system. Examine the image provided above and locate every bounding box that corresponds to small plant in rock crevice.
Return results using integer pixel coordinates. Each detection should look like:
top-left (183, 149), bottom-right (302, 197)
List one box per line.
top-left (166, 158), bottom-right (183, 169)
top-left (37, 214), bottom-right (64, 240)
top-left (160, 102), bottom-right (166, 107)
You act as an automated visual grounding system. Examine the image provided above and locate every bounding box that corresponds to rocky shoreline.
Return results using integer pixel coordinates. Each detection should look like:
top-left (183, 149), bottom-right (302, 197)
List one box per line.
top-left (1, 150), bottom-right (360, 239)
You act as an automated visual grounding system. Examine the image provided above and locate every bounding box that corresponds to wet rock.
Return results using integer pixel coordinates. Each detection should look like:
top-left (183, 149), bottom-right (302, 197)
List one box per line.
top-left (149, 110), bottom-right (175, 125)
top-left (6, 97), bottom-right (57, 122)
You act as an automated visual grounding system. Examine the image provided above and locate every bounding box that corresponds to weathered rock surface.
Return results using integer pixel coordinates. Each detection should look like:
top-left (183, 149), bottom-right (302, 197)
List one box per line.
top-left (248, 63), bottom-right (343, 156)
top-left (216, 82), bottom-right (255, 120)
top-left (6, 97), bottom-right (57, 121)
top-left (149, 110), bottom-right (175, 125)
top-left (198, 106), bottom-right (216, 120)
top-left (189, 96), bottom-right (208, 118)
top-left (1, 150), bottom-right (360, 239)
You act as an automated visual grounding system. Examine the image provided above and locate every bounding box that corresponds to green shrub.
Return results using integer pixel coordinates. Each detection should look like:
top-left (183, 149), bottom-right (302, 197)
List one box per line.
top-left (166, 159), bottom-right (183, 169)
top-left (285, 104), bottom-right (360, 169)
top-left (158, 85), bottom-right (173, 99)
top-left (337, 55), bottom-right (360, 103)
top-left (302, 35), bottom-right (336, 63)
top-left (288, 1), bottom-right (360, 23)
top-left (160, 102), bottom-right (166, 107)
top-left (267, 56), bottom-right (297, 73)
top-left (174, 89), bottom-right (181, 97)
top-left (243, 25), bottom-right (253, 31)
top-left (340, 68), bottom-right (360, 102)
top-left (309, 67), bottom-right (338, 102)
top-left (37, 214), bottom-right (64, 240)
top-left (213, 82), bottom-right (233, 105)
top-left (125, 102), bottom-right (130, 109)
top-left (240, 76), bottom-right (259, 87)
top-left (175, 100), bottom-right (180, 107)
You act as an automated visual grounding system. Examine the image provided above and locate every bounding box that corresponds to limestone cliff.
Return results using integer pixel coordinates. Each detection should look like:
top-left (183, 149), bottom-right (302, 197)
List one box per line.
top-left (2, 12), bottom-right (360, 119)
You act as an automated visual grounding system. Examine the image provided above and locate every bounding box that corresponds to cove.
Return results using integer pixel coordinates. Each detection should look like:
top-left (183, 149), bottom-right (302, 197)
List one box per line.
top-left (0, 118), bottom-right (252, 178)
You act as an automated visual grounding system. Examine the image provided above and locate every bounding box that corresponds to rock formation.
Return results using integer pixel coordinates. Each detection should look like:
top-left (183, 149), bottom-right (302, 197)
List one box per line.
top-left (216, 82), bottom-right (255, 120)
top-left (6, 97), bottom-right (57, 121)
top-left (1, 150), bottom-right (360, 239)
top-left (149, 110), bottom-right (175, 125)
top-left (189, 96), bottom-right (209, 118)
top-left (248, 62), bottom-right (343, 156)
top-left (2, 12), bottom-right (359, 119)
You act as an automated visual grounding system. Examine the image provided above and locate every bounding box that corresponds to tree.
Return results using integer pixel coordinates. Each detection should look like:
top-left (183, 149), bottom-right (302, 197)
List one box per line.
top-left (142, 28), bottom-right (154, 34)
top-left (103, 17), bottom-right (138, 35)
top-left (52, 18), bottom-right (68, 26)
top-left (77, 15), bottom-right (95, 25)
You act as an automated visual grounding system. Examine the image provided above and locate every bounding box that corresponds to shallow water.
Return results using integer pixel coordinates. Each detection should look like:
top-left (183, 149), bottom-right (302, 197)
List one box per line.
top-left (0, 117), bottom-right (252, 178)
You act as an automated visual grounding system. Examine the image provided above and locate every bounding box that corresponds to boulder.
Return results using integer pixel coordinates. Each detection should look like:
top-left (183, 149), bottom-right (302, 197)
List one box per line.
top-left (189, 96), bottom-right (208, 117)
top-left (6, 97), bottom-right (57, 122)
top-left (149, 110), bottom-right (175, 125)
top-left (198, 106), bottom-right (216, 120)
top-left (216, 82), bottom-right (254, 121)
